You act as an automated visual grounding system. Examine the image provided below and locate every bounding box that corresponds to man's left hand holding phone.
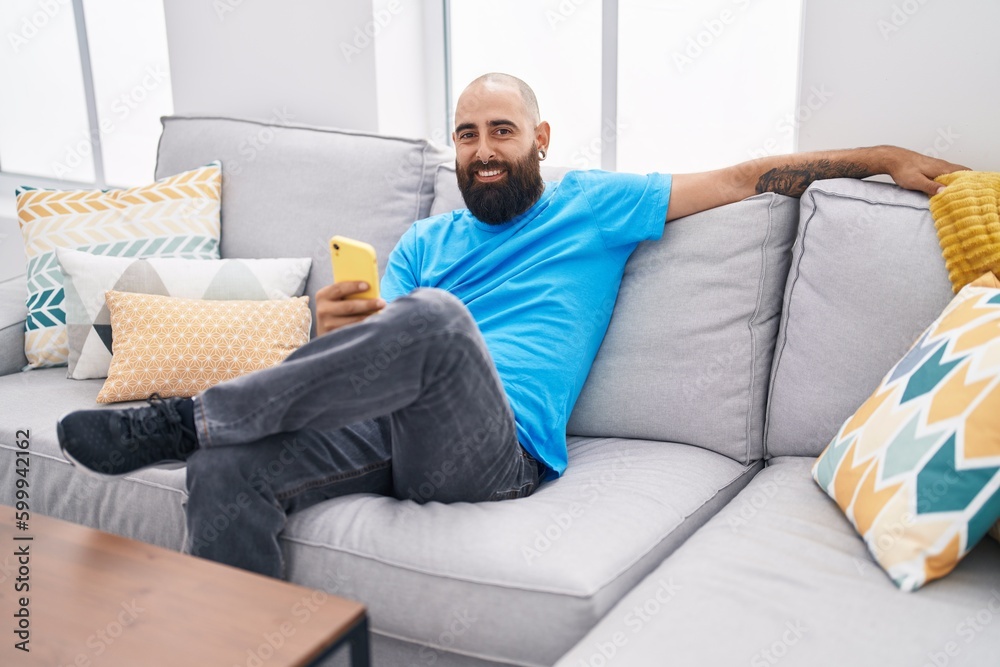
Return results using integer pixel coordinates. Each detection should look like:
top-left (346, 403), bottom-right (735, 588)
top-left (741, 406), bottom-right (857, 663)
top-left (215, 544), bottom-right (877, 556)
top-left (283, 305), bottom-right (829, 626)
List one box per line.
top-left (315, 236), bottom-right (387, 336)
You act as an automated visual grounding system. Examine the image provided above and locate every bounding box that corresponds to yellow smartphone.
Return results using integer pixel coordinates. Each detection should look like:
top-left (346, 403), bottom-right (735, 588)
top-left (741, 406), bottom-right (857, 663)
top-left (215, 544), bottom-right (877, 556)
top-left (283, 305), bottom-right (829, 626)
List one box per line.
top-left (330, 235), bottom-right (380, 300)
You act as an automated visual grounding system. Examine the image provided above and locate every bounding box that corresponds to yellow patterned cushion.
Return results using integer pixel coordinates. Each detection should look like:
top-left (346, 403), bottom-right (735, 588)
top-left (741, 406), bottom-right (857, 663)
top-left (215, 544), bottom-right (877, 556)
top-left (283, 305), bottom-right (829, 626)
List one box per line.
top-left (812, 272), bottom-right (1000, 591)
top-left (17, 162), bottom-right (222, 369)
top-left (930, 171), bottom-right (1000, 293)
top-left (97, 291), bottom-right (311, 404)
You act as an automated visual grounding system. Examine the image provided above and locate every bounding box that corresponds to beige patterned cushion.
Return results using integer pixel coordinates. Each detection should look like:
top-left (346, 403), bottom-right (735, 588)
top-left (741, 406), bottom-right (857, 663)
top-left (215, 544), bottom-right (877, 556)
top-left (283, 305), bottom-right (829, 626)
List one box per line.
top-left (57, 249), bottom-right (312, 380)
top-left (97, 291), bottom-right (311, 404)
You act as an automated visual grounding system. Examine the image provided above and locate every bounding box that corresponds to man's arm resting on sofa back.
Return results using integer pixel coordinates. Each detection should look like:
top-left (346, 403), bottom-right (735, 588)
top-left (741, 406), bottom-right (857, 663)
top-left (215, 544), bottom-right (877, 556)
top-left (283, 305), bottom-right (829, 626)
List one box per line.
top-left (666, 145), bottom-right (970, 222)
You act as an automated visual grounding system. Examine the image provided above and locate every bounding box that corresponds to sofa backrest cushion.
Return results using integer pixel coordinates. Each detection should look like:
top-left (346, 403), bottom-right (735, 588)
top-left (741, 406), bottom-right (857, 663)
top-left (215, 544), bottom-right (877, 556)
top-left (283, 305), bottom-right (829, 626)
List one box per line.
top-left (429, 163), bottom-right (572, 217)
top-left (154, 115), bottom-right (452, 315)
top-left (568, 193), bottom-right (799, 465)
top-left (764, 179), bottom-right (954, 458)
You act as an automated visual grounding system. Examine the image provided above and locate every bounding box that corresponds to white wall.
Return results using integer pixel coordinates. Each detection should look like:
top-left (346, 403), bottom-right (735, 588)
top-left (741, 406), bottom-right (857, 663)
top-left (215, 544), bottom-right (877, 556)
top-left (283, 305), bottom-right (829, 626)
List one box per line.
top-left (372, 0), bottom-right (449, 143)
top-left (797, 0), bottom-right (999, 170)
top-left (163, 0), bottom-right (379, 131)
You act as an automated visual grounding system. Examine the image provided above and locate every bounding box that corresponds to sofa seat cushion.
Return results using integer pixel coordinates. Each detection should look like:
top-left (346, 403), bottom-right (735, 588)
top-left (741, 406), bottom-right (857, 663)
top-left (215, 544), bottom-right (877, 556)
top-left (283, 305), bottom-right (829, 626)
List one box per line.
top-left (2, 368), bottom-right (760, 666)
top-left (282, 437), bottom-right (760, 667)
top-left (0, 368), bottom-right (188, 548)
top-left (556, 456), bottom-right (1000, 667)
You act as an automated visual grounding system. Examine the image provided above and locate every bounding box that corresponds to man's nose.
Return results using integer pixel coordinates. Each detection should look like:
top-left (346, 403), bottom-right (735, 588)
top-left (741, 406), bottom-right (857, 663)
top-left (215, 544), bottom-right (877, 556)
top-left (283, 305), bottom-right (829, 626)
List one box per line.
top-left (475, 137), bottom-right (494, 163)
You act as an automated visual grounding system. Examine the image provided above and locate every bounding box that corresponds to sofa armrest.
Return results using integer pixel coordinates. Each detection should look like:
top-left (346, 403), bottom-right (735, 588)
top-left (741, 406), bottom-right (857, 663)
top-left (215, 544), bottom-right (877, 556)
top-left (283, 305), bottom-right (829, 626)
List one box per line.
top-left (0, 275), bottom-right (27, 376)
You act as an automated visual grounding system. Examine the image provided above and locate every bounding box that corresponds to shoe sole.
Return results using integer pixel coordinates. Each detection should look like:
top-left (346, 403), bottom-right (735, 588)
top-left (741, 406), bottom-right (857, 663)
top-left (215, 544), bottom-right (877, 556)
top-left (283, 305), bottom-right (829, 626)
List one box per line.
top-left (57, 416), bottom-right (188, 479)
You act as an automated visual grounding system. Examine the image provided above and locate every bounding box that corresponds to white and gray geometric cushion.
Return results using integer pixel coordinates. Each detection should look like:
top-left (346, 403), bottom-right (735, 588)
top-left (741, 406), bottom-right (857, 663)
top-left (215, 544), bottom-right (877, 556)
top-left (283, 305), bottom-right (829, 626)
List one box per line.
top-left (56, 248), bottom-right (311, 379)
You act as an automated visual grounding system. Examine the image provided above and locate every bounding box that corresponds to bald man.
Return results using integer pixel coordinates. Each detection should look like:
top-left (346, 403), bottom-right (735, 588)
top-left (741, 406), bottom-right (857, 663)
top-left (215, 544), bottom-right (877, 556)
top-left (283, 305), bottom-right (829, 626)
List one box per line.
top-left (57, 73), bottom-right (966, 577)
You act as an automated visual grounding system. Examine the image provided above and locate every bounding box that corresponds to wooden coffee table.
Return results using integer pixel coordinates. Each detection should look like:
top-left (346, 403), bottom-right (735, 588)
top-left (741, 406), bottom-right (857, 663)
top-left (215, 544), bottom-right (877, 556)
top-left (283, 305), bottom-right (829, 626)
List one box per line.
top-left (0, 508), bottom-right (368, 666)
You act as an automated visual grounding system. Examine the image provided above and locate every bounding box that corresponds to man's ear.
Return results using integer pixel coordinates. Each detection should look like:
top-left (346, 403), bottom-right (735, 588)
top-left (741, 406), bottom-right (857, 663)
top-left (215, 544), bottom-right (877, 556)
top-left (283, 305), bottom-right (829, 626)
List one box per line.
top-left (535, 121), bottom-right (551, 154)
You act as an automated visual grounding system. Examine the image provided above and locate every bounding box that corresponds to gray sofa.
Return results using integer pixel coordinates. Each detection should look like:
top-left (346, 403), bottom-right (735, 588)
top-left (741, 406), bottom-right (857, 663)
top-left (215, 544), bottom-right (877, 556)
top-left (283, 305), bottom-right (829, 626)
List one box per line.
top-left (1, 116), bottom-right (997, 667)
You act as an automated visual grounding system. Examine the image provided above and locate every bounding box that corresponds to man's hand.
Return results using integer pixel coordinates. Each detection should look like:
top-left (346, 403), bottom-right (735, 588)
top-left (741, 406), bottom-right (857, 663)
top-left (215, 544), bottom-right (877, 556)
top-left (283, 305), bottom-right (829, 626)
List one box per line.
top-left (315, 281), bottom-right (386, 336)
top-left (879, 146), bottom-right (970, 196)
top-left (668, 145), bottom-right (971, 221)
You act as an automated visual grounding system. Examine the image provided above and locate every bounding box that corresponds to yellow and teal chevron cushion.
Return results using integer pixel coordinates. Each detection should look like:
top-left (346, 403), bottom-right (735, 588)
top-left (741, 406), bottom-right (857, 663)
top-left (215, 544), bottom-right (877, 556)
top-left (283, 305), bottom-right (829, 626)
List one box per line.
top-left (813, 272), bottom-right (1000, 591)
top-left (17, 162), bottom-right (222, 369)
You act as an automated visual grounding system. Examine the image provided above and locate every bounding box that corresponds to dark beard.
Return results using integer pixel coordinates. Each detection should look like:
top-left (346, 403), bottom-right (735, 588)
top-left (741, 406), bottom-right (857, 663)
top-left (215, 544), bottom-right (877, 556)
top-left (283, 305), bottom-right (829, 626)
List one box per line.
top-left (456, 146), bottom-right (544, 225)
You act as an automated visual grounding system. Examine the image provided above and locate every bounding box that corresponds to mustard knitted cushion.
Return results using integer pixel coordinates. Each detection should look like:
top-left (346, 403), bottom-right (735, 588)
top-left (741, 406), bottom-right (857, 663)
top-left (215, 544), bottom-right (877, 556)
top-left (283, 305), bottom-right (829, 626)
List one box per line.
top-left (930, 171), bottom-right (1000, 293)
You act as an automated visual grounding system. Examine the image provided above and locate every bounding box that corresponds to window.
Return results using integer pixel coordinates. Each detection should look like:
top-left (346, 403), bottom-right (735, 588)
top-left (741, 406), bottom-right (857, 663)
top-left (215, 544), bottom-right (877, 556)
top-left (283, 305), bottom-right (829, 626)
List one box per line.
top-left (617, 0), bottom-right (803, 174)
top-left (0, 0), bottom-right (172, 188)
top-left (80, 0), bottom-right (173, 187)
top-left (0, 0), bottom-right (93, 182)
top-left (445, 0), bottom-right (803, 174)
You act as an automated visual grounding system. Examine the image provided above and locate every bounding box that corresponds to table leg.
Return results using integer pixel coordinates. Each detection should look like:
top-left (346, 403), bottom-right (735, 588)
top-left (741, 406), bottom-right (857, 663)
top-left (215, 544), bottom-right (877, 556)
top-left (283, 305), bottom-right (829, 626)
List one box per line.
top-left (347, 616), bottom-right (370, 667)
top-left (306, 615), bottom-right (369, 667)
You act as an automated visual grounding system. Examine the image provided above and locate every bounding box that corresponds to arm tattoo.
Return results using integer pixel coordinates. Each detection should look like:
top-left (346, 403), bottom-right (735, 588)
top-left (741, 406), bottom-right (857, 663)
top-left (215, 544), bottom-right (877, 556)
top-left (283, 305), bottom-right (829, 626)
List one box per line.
top-left (754, 159), bottom-right (873, 197)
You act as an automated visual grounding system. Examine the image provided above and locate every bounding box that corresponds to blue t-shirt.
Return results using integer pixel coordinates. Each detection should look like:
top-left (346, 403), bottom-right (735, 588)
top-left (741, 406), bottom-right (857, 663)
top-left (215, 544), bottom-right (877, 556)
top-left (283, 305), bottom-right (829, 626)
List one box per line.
top-left (381, 170), bottom-right (671, 478)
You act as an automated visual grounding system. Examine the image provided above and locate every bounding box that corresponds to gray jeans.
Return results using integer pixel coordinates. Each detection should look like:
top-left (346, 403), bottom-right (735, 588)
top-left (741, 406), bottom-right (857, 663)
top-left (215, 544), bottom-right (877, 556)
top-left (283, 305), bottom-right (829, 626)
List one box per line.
top-left (184, 288), bottom-right (541, 577)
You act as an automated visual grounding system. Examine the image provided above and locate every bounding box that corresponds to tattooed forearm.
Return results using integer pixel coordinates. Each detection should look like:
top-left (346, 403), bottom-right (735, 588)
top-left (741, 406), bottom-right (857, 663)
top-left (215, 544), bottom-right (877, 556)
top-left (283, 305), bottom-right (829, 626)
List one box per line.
top-left (754, 159), bottom-right (874, 197)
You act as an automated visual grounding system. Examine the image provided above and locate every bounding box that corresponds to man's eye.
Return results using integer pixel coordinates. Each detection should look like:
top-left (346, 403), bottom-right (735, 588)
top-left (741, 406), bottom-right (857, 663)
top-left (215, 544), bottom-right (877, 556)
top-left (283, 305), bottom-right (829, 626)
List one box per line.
top-left (459, 132), bottom-right (475, 140)
top-left (496, 128), bottom-right (511, 135)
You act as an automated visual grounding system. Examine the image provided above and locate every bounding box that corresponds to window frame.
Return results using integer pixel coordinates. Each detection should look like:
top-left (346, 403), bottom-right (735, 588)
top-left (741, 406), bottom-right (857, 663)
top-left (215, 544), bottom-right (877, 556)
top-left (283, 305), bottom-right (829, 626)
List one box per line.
top-left (0, 0), bottom-right (107, 192)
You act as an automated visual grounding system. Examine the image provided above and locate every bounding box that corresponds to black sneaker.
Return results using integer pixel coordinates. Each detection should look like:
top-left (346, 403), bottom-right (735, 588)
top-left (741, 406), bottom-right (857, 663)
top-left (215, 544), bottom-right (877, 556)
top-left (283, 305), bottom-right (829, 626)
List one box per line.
top-left (57, 394), bottom-right (198, 477)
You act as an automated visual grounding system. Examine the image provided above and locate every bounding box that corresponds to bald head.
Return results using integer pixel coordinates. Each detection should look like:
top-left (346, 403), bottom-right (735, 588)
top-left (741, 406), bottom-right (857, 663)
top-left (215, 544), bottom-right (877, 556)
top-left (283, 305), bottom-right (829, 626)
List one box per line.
top-left (461, 73), bottom-right (540, 126)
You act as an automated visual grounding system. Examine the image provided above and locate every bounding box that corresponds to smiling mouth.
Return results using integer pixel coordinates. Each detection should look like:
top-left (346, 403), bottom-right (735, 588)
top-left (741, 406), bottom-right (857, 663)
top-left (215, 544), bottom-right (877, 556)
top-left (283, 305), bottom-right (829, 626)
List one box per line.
top-left (475, 168), bottom-right (506, 182)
